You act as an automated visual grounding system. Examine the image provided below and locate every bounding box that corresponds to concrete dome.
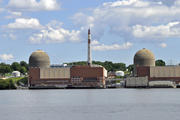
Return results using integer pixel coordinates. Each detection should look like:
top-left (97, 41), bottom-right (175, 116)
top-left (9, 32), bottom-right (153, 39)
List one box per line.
top-left (134, 48), bottom-right (155, 66)
top-left (29, 50), bottom-right (50, 68)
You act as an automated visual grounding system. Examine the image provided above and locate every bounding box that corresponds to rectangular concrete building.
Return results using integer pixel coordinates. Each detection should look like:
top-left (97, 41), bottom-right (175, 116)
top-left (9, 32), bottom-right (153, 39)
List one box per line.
top-left (29, 67), bottom-right (71, 88)
top-left (135, 66), bottom-right (180, 83)
top-left (70, 65), bottom-right (106, 88)
top-left (29, 65), bottom-right (107, 88)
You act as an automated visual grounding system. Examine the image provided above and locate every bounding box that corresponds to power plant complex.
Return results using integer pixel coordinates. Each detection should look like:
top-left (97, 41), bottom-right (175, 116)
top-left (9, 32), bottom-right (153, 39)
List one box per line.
top-left (28, 29), bottom-right (180, 89)
top-left (28, 29), bottom-right (107, 88)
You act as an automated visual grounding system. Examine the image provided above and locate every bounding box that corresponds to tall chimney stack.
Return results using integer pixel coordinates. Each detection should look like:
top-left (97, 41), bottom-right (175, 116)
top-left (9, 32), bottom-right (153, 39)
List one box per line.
top-left (87, 28), bottom-right (92, 66)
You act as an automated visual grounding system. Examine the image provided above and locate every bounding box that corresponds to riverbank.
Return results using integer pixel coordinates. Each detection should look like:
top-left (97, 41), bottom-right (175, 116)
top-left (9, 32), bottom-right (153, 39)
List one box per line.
top-left (0, 77), bottom-right (28, 89)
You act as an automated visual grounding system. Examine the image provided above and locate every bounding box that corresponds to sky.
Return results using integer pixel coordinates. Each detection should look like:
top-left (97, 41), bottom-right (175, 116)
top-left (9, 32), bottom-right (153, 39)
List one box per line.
top-left (0, 0), bottom-right (180, 65)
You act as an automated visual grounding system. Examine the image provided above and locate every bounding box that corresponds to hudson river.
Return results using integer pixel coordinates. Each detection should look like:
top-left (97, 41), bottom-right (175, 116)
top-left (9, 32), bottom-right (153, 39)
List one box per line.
top-left (0, 89), bottom-right (180, 120)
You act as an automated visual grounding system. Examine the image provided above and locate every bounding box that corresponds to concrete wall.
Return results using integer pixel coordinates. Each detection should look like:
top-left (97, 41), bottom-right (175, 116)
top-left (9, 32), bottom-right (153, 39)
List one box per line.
top-left (150, 66), bottom-right (180, 77)
top-left (149, 81), bottom-right (175, 88)
top-left (40, 67), bottom-right (70, 79)
top-left (126, 76), bottom-right (148, 87)
top-left (103, 68), bottom-right (107, 78)
top-left (135, 66), bottom-right (180, 83)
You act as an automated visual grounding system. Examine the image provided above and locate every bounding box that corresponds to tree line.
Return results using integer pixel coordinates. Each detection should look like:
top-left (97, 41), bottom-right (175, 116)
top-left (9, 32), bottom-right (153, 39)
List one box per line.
top-left (0, 61), bottom-right (29, 76)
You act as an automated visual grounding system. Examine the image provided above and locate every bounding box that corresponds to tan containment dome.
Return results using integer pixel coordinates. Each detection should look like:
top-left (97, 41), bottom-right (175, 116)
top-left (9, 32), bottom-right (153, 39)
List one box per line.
top-left (29, 50), bottom-right (50, 68)
top-left (134, 48), bottom-right (155, 66)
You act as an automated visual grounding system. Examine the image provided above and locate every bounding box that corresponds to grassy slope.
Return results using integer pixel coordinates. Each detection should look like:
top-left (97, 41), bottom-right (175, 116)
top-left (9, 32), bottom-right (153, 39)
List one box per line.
top-left (0, 77), bottom-right (28, 89)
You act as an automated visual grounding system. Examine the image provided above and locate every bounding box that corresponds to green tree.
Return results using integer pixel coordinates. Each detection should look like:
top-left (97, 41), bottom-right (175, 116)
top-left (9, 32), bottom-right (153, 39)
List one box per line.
top-left (0, 63), bottom-right (12, 76)
top-left (127, 64), bottom-right (134, 72)
top-left (20, 61), bottom-right (29, 70)
top-left (113, 63), bottom-right (126, 71)
top-left (104, 61), bottom-right (114, 71)
top-left (20, 66), bottom-right (27, 74)
top-left (156, 59), bottom-right (166, 66)
top-left (11, 62), bottom-right (21, 71)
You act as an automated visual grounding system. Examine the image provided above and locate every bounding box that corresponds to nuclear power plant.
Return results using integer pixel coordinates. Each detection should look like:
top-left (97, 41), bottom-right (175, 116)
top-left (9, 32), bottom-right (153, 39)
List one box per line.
top-left (28, 28), bottom-right (180, 89)
top-left (28, 29), bottom-right (107, 89)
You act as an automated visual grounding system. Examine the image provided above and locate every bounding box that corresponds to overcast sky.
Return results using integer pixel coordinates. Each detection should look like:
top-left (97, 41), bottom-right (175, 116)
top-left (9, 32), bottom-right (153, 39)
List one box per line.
top-left (0, 0), bottom-right (180, 65)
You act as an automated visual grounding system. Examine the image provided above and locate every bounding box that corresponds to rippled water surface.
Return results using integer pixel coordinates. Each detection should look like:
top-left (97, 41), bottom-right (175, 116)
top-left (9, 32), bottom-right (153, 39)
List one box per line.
top-left (0, 89), bottom-right (180, 120)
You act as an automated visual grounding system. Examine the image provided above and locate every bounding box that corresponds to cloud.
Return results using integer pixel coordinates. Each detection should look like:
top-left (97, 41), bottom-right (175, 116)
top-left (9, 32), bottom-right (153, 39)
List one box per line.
top-left (91, 40), bottom-right (100, 45)
top-left (29, 21), bottom-right (81, 44)
top-left (0, 54), bottom-right (14, 61)
top-left (159, 43), bottom-right (167, 48)
top-left (72, 0), bottom-right (180, 44)
top-left (5, 11), bottom-right (22, 19)
top-left (7, 18), bottom-right (43, 29)
top-left (132, 21), bottom-right (180, 39)
top-left (2, 33), bottom-right (16, 40)
top-left (8, 0), bottom-right (60, 11)
top-left (92, 42), bottom-right (133, 51)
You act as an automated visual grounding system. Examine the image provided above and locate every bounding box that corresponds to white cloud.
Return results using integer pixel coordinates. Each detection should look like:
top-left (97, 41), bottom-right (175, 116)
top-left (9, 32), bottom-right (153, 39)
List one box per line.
top-left (0, 54), bottom-right (14, 61)
top-left (159, 43), bottom-right (167, 48)
top-left (132, 21), bottom-right (180, 39)
top-left (92, 42), bottom-right (133, 51)
top-left (29, 22), bottom-right (81, 44)
top-left (8, 0), bottom-right (60, 11)
top-left (91, 40), bottom-right (100, 45)
top-left (2, 33), bottom-right (16, 40)
top-left (103, 0), bottom-right (150, 7)
top-left (7, 18), bottom-right (43, 29)
top-left (10, 11), bottom-right (22, 16)
top-left (72, 0), bottom-right (180, 44)
top-left (5, 11), bottom-right (22, 19)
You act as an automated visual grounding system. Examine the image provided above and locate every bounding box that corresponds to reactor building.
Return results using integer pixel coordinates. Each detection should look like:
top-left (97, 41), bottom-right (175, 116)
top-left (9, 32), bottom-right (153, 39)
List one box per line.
top-left (127, 48), bottom-right (180, 88)
top-left (28, 29), bottom-right (107, 88)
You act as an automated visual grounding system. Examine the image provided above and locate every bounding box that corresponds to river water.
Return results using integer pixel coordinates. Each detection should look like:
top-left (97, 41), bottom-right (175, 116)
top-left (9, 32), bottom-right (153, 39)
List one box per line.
top-left (0, 89), bottom-right (180, 120)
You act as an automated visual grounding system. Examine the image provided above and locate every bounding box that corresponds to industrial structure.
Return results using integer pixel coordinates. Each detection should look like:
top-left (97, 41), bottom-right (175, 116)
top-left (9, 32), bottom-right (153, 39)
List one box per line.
top-left (28, 28), bottom-right (180, 89)
top-left (28, 29), bottom-right (107, 89)
top-left (126, 48), bottom-right (180, 88)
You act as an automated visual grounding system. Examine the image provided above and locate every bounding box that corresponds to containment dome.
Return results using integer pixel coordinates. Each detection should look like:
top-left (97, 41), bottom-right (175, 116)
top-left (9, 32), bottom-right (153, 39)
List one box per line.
top-left (29, 50), bottom-right (50, 68)
top-left (134, 48), bottom-right (155, 66)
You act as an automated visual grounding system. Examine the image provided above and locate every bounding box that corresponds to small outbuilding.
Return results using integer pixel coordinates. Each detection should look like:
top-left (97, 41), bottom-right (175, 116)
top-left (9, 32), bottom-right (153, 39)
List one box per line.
top-left (12, 71), bottom-right (21, 77)
top-left (115, 71), bottom-right (124, 77)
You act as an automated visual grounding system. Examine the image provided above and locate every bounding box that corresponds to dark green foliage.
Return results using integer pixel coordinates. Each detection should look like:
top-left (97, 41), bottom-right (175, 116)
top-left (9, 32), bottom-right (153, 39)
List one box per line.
top-left (11, 62), bottom-right (21, 71)
top-left (0, 61), bottom-right (29, 75)
top-left (20, 61), bottom-right (29, 71)
top-left (113, 63), bottom-right (126, 71)
top-left (17, 77), bottom-right (28, 86)
top-left (0, 63), bottom-right (12, 76)
top-left (127, 64), bottom-right (134, 72)
top-left (156, 59), bottom-right (166, 66)
top-left (0, 79), bottom-right (16, 89)
top-left (0, 77), bottom-right (28, 89)
top-left (20, 66), bottom-right (27, 74)
top-left (66, 61), bottom-right (87, 66)
top-left (0, 79), bottom-right (9, 89)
